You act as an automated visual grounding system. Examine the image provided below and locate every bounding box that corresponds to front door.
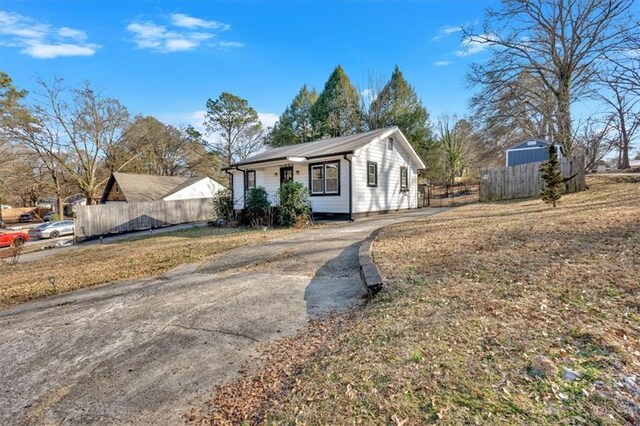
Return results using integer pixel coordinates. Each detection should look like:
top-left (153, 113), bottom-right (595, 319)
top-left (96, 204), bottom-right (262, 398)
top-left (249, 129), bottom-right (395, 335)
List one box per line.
top-left (280, 166), bottom-right (293, 186)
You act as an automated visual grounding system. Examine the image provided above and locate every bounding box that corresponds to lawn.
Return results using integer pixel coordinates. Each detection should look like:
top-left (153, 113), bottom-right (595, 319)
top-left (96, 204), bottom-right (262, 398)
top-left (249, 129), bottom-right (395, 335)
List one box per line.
top-left (189, 175), bottom-right (639, 425)
top-left (0, 226), bottom-right (297, 310)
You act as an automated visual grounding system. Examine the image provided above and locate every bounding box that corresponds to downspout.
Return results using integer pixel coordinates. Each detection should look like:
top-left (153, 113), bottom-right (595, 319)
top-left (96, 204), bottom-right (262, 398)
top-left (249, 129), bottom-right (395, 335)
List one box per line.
top-left (344, 154), bottom-right (353, 221)
top-left (226, 165), bottom-right (246, 209)
top-left (224, 169), bottom-right (234, 210)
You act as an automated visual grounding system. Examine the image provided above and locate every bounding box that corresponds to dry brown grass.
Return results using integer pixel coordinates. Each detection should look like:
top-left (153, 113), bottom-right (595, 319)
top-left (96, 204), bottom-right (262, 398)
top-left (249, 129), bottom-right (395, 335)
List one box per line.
top-left (189, 176), bottom-right (639, 425)
top-left (0, 227), bottom-right (297, 310)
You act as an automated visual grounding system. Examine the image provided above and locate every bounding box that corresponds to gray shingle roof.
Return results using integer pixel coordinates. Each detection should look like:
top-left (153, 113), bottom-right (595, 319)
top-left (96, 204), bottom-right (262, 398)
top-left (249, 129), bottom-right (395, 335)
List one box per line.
top-left (232, 127), bottom-right (397, 167)
top-left (112, 173), bottom-right (192, 202)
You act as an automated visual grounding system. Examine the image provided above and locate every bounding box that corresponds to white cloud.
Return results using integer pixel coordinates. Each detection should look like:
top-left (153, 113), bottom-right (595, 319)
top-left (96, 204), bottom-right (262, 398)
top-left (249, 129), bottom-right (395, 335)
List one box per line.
top-left (170, 13), bottom-right (230, 31)
top-left (0, 11), bottom-right (99, 58)
top-left (22, 43), bottom-right (97, 59)
top-left (455, 34), bottom-right (493, 57)
top-left (58, 27), bottom-right (87, 41)
top-left (126, 14), bottom-right (239, 53)
top-left (434, 60), bottom-right (452, 66)
top-left (165, 38), bottom-right (197, 52)
top-left (431, 24), bottom-right (463, 41)
top-left (258, 112), bottom-right (279, 128)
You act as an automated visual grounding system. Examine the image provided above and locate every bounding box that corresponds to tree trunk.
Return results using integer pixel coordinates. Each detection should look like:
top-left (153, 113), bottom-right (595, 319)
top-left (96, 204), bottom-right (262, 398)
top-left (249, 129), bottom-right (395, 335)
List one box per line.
top-left (556, 79), bottom-right (573, 155)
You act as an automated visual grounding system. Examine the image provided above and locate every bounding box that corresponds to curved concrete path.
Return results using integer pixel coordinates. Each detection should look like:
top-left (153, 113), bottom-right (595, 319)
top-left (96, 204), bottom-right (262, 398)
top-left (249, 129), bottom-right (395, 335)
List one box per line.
top-left (0, 209), bottom-right (445, 425)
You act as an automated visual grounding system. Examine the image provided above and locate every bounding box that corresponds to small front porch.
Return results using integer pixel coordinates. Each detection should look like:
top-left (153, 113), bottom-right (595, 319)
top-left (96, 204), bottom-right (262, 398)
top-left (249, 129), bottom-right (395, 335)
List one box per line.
top-left (229, 155), bottom-right (352, 218)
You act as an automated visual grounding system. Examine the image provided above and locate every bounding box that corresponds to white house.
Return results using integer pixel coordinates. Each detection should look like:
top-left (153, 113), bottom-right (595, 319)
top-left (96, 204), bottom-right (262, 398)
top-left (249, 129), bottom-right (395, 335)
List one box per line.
top-left (226, 127), bottom-right (425, 219)
top-left (100, 172), bottom-right (226, 204)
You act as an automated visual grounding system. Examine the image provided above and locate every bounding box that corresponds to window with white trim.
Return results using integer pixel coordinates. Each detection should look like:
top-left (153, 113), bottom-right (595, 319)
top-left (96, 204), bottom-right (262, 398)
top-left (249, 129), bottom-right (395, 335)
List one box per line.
top-left (309, 161), bottom-right (340, 195)
top-left (400, 167), bottom-right (408, 191)
top-left (367, 161), bottom-right (377, 187)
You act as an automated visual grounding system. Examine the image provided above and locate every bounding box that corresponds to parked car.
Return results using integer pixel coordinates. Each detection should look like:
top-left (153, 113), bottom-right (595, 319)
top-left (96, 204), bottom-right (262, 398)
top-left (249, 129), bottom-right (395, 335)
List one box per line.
top-left (30, 220), bottom-right (75, 239)
top-left (43, 211), bottom-right (59, 222)
top-left (18, 213), bottom-right (34, 223)
top-left (0, 230), bottom-right (30, 248)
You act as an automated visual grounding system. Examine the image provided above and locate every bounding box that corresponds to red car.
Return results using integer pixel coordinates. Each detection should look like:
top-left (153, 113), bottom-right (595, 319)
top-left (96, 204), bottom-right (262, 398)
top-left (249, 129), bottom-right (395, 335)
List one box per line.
top-left (0, 230), bottom-right (30, 248)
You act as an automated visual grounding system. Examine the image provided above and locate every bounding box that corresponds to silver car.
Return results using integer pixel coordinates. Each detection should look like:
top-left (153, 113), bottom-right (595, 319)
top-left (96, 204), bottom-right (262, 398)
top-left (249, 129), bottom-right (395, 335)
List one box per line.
top-left (31, 220), bottom-right (75, 239)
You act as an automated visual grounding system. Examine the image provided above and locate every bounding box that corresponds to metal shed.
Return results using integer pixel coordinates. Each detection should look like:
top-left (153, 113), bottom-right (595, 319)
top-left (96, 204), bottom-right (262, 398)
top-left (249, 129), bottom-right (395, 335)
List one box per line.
top-left (505, 139), bottom-right (564, 167)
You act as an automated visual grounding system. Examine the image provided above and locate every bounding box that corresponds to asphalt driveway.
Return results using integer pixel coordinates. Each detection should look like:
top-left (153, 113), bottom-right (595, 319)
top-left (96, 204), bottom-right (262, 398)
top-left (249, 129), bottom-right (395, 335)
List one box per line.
top-left (0, 209), bottom-right (445, 425)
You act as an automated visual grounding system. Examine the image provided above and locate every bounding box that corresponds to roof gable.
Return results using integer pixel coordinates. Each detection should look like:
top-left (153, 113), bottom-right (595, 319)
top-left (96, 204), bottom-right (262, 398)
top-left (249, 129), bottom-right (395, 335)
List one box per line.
top-left (101, 173), bottom-right (192, 203)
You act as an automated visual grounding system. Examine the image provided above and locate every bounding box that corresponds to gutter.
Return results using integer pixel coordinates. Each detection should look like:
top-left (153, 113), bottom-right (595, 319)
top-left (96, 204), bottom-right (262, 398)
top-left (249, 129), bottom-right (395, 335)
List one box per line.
top-left (344, 154), bottom-right (353, 221)
top-left (231, 150), bottom-right (356, 168)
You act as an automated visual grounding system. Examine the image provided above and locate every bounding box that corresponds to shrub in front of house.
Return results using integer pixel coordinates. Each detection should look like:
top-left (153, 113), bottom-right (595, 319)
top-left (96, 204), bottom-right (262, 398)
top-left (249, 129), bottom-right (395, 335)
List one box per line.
top-left (245, 187), bottom-right (271, 227)
top-left (212, 189), bottom-right (234, 222)
top-left (278, 181), bottom-right (311, 227)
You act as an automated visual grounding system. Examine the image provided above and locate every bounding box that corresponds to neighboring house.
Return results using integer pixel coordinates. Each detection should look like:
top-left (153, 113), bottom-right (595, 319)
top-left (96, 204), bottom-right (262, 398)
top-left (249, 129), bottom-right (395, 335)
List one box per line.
top-left (505, 139), bottom-right (564, 167)
top-left (225, 127), bottom-right (425, 219)
top-left (100, 172), bottom-right (226, 204)
top-left (63, 194), bottom-right (87, 216)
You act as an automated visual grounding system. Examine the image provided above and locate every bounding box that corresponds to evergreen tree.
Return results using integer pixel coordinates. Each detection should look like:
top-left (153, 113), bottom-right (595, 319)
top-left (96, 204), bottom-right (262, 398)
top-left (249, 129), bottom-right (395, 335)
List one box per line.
top-left (368, 65), bottom-right (431, 159)
top-left (540, 144), bottom-right (563, 207)
top-left (266, 85), bottom-right (318, 147)
top-left (311, 66), bottom-right (362, 138)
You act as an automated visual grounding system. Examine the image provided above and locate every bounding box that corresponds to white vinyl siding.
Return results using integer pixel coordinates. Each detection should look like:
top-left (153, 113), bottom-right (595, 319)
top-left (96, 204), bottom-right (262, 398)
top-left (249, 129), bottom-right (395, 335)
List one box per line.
top-left (230, 157), bottom-right (350, 214)
top-left (351, 135), bottom-right (419, 213)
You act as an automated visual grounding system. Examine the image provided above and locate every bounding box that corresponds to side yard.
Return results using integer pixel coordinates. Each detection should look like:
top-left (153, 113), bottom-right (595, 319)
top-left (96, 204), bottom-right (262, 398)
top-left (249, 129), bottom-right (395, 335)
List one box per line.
top-left (0, 227), bottom-right (297, 310)
top-left (190, 175), bottom-right (639, 424)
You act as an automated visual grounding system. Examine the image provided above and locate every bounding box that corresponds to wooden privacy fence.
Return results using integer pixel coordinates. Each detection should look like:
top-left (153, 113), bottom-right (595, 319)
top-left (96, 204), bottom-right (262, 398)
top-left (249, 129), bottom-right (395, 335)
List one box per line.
top-left (75, 198), bottom-right (214, 238)
top-left (480, 155), bottom-right (586, 202)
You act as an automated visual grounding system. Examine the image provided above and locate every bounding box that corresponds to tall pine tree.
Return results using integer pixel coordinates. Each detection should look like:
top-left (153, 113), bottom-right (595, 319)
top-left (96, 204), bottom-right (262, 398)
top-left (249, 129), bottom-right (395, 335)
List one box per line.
top-left (311, 66), bottom-right (362, 138)
top-left (367, 66), bottom-right (431, 159)
top-left (266, 85), bottom-right (318, 147)
top-left (540, 143), bottom-right (563, 207)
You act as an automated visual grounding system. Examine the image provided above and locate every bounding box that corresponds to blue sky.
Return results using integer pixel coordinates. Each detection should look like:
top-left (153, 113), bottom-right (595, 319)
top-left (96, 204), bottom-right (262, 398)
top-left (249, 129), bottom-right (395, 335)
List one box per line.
top-left (1, 0), bottom-right (495, 132)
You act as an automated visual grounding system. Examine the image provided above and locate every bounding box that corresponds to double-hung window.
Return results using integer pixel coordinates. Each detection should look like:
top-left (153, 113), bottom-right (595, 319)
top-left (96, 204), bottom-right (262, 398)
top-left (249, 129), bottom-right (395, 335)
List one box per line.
top-left (310, 161), bottom-right (340, 195)
top-left (245, 170), bottom-right (256, 191)
top-left (367, 162), bottom-right (378, 187)
top-left (400, 167), bottom-right (408, 191)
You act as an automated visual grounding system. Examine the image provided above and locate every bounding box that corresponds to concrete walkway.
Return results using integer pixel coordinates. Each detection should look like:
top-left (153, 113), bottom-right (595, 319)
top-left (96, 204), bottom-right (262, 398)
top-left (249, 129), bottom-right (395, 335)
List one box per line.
top-left (0, 209), bottom-right (445, 425)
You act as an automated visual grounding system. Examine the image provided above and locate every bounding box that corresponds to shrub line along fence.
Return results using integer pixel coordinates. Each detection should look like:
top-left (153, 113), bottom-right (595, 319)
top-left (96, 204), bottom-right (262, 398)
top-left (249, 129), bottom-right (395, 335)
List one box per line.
top-left (479, 155), bottom-right (586, 202)
top-left (75, 198), bottom-right (214, 239)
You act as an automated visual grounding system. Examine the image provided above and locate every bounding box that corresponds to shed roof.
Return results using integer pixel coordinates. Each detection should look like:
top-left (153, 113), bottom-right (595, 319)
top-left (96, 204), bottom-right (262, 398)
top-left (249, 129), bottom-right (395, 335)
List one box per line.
top-left (231, 127), bottom-right (425, 167)
top-left (506, 139), bottom-right (553, 151)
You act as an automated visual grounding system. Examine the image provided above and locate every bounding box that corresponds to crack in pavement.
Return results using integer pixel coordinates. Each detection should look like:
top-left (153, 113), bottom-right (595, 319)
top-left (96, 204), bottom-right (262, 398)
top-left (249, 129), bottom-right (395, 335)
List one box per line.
top-left (170, 324), bottom-right (260, 342)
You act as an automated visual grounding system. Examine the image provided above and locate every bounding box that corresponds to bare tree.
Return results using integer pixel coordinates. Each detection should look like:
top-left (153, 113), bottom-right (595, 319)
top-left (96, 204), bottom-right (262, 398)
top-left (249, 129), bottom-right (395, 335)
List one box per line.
top-left (22, 78), bottom-right (131, 204)
top-left (436, 116), bottom-right (472, 187)
top-left (595, 65), bottom-right (640, 169)
top-left (106, 116), bottom-right (216, 176)
top-left (468, 0), bottom-right (638, 155)
top-left (573, 118), bottom-right (616, 170)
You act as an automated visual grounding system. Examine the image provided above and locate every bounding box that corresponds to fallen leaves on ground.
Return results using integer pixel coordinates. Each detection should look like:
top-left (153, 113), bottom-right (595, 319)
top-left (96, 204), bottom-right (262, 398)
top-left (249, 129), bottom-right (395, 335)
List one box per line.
top-left (186, 175), bottom-right (639, 425)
